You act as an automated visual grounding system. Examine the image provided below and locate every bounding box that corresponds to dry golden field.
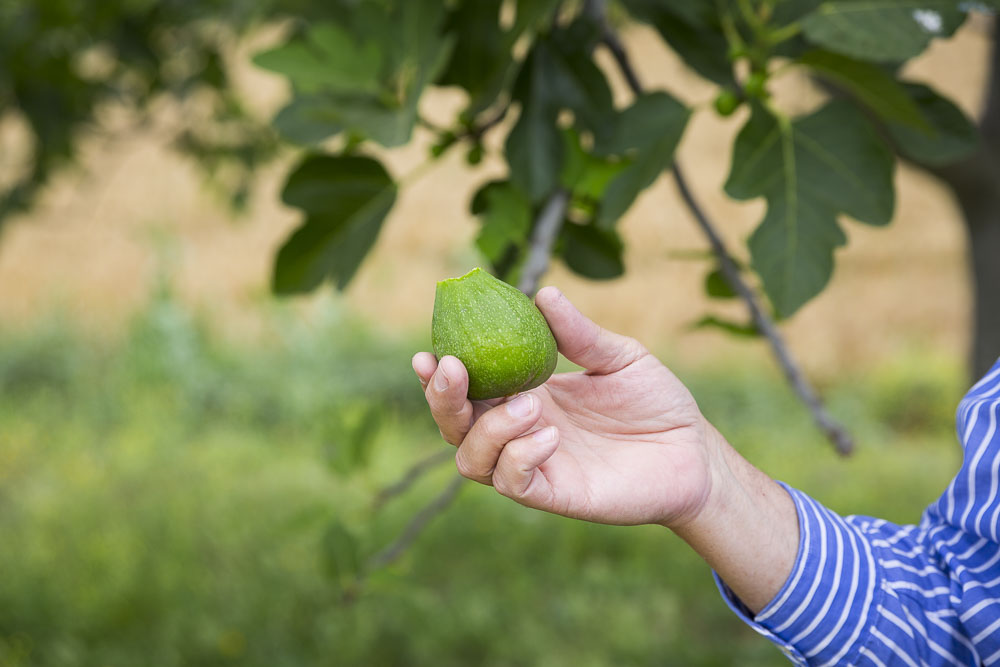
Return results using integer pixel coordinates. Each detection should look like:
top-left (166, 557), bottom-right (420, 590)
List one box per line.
top-left (0, 19), bottom-right (993, 375)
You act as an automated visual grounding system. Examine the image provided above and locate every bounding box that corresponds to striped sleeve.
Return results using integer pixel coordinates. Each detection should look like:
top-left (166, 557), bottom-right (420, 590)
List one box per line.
top-left (715, 357), bottom-right (1000, 666)
top-left (714, 484), bottom-right (883, 667)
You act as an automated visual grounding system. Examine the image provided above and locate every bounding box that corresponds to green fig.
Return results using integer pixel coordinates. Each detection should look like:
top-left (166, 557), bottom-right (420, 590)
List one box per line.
top-left (432, 268), bottom-right (558, 400)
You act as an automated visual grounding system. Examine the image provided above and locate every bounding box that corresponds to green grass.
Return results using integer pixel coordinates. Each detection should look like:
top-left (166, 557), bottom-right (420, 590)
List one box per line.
top-left (0, 293), bottom-right (968, 666)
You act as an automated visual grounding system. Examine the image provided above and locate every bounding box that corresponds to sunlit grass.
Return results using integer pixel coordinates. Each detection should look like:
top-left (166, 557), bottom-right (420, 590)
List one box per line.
top-left (0, 293), bottom-right (968, 666)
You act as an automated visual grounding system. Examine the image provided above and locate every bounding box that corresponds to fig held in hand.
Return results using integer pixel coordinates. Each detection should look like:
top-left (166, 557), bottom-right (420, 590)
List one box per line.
top-left (432, 268), bottom-right (558, 400)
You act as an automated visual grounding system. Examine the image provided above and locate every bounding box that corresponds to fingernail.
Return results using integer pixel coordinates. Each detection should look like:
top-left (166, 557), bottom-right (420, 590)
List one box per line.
top-left (532, 426), bottom-right (555, 443)
top-left (434, 366), bottom-right (449, 392)
top-left (506, 394), bottom-right (534, 418)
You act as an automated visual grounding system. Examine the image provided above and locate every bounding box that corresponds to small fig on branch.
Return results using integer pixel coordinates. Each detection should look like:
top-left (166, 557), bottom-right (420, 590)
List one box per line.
top-left (714, 89), bottom-right (741, 116)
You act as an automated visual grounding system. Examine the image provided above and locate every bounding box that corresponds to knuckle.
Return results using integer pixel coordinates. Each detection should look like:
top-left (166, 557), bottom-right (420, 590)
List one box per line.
top-left (492, 474), bottom-right (511, 497)
top-left (491, 469), bottom-right (521, 499)
top-left (493, 470), bottom-right (516, 498)
top-left (477, 409), bottom-right (511, 443)
top-left (454, 451), bottom-right (476, 480)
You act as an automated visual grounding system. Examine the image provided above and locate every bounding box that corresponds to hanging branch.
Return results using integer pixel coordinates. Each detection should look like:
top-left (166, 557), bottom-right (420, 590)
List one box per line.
top-left (597, 16), bottom-right (854, 456)
top-left (518, 188), bottom-right (571, 296)
top-left (365, 474), bottom-right (465, 572)
top-left (372, 448), bottom-right (453, 511)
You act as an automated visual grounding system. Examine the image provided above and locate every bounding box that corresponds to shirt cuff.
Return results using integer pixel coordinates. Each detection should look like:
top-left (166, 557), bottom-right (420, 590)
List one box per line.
top-left (713, 482), bottom-right (883, 667)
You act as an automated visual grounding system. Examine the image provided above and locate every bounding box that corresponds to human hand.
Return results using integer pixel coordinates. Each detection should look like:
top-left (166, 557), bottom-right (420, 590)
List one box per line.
top-left (412, 287), bottom-right (723, 528)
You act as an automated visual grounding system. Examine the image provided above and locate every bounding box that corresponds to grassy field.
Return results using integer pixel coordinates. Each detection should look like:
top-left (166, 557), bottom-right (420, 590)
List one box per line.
top-left (0, 290), bottom-right (969, 667)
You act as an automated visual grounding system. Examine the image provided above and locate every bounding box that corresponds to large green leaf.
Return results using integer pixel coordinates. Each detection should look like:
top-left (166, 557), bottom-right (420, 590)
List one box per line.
top-left (596, 92), bottom-right (690, 227)
top-left (725, 102), bottom-right (894, 316)
top-left (801, 1), bottom-right (966, 63)
top-left (252, 23), bottom-right (382, 95)
top-left (559, 128), bottom-right (629, 202)
top-left (506, 23), bottom-right (616, 202)
top-left (274, 154), bottom-right (397, 294)
top-left (887, 82), bottom-right (980, 166)
top-left (558, 223), bottom-right (625, 280)
top-left (546, 20), bottom-right (615, 138)
top-left (799, 50), bottom-right (928, 130)
top-left (513, 0), bottom-right (563, 35)
top-left (505, 44), bottom-right (563, 202)
top-left (255, 1), bottom-right (453, 148)
top-left (621, 0), bottom-right (735, 86)
top-left (471, 180), bottom-right (533, 264)
top-left (271, 96), bottom-right (343, 146)
top-left (437, 0), bottom-right (511, 113)
top-left (771, 0), bottom-right (825, 25)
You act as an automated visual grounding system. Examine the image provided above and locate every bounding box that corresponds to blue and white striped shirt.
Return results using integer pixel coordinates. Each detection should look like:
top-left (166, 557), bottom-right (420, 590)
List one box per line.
top-left (717, 358), bottom-right (1000, 666)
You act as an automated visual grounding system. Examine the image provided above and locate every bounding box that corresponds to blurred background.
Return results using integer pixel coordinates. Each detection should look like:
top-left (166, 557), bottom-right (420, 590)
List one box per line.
top-left (0, 2), bottom-right (994, 665)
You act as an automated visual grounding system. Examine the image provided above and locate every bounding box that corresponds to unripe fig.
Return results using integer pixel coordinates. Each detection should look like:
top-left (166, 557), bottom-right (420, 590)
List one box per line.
top-left (714, 89), bottom-right (741, 116)
top-left (744, 71), bottom-right (769, 99)
top-left (432, 268), bottom-right (558, 400)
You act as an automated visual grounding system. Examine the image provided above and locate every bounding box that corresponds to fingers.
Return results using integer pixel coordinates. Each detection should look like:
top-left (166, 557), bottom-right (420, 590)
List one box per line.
top-left (454, 393), bottom-right (542, 485)
top-left (534, 286), bottom-right (647, 375)
top-left (413, 353), bottom-right (475, 445)
top-left (491, 426), bottom-right (560, 503)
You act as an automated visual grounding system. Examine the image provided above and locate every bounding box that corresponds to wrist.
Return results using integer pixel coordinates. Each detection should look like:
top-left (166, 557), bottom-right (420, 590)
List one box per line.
top-left (656, 419), bottom-right (733, 532)
top-left (664, 421), bottom-right (799, 614)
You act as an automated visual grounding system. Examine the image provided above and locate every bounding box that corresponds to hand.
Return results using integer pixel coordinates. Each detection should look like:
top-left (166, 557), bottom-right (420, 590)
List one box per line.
top-left (412, 287), bottom-right (722, 528)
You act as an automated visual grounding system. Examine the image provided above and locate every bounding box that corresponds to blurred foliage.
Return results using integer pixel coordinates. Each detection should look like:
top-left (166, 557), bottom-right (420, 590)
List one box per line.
top-left (251, 0), bottom-right (987, 320)
top-left (0, 293), bottom-right (965, 666)
top-left (0, 0), bottom-right (289, 221)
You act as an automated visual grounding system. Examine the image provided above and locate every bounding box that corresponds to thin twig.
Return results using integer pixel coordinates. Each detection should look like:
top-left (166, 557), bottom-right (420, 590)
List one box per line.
top-left (672, 167), bottom-right (854, 455)
top-left (598, 19), bottom-right (854, 455)
top-left (470, 104), bottom-right (510, 141)
top-left (418, 104), bottom-right (510, 143)
top-left (372, 448), bottom-right (454, 511)
top-left (365, 474), bottom-right (465, 572)
top-left (518, 188), bottom-right (571, 296)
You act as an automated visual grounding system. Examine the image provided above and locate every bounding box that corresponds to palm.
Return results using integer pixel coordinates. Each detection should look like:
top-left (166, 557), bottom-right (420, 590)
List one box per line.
top-left (414, 286), bottom-right (715, 529)
top-left (521, 354), bottom-right (711, 526)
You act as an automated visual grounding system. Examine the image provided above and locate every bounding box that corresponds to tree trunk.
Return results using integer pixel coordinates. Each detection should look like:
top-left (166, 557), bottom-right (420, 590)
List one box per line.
top-left (927, 23), bottom-right (1000, 380)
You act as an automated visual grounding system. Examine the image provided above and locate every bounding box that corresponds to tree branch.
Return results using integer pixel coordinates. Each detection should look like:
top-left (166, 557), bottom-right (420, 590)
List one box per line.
top-left (518, 188), bottom-right (570, 296)
top-left (372, 448), bottom-right (453, 511)
top-left (418, 104), bottom-right (510, 144)
top-left (598, 20), bottom-right (854, 455)
top-left (672, 167), bottom-right (854, 455)
top-left (365, 474), bottom-right (465, 572)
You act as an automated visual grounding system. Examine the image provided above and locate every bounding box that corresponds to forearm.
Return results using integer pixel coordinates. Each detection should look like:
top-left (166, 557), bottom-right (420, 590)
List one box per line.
top-left (668, 422), bottom-right (799, 614)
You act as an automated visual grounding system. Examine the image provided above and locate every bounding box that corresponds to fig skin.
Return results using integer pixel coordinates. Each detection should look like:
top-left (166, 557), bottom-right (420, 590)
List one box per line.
top-left (432, 268), bottom-right (558, 400)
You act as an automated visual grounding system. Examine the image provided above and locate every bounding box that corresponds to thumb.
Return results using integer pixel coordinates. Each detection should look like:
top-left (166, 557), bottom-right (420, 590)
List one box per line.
top-left (534, 286), bottom-right (647, 375)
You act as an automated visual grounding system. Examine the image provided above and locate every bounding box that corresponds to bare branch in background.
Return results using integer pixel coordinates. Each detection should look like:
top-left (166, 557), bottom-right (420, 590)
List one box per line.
top-left (365, 474), bottom-right (465, 572)
top-left (372, 448), bottom-right (453, 511)
top-left (518, 188), bottom-right (571, 296)
top-left (597, 17), bottom-right (854, 455)
top-left (671, 167), bottom-right (854, 455)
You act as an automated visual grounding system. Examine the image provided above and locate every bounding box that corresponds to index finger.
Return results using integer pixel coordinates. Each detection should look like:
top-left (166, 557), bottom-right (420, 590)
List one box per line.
top-left (412, 353), bottom-right (507, 445)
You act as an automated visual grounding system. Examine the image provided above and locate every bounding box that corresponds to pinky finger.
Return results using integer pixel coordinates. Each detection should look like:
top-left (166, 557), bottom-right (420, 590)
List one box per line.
top-left (412, 352), bottom-right (437, 390)
top-left (491, 426), bottom-right (560, 505)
